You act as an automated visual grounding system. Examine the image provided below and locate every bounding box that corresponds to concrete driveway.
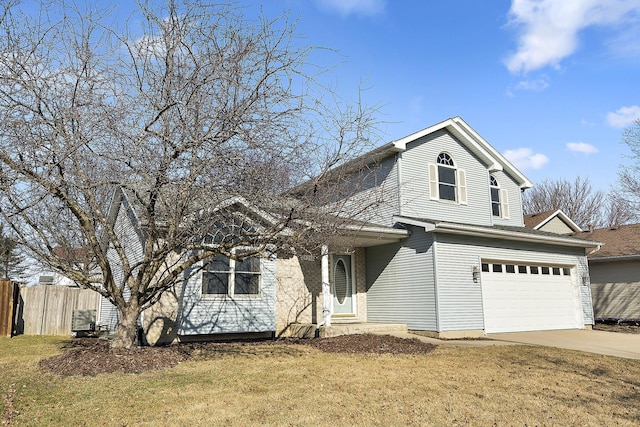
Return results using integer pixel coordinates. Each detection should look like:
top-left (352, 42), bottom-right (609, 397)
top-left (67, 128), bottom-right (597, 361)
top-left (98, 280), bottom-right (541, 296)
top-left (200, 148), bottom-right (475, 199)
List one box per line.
top-left (487, 329), bottom-right (640, 360)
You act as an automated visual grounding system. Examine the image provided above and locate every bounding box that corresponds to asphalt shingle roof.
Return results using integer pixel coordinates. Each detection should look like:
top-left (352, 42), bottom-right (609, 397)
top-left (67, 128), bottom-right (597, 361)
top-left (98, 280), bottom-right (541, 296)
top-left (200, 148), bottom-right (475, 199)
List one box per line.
top-left (575, 223), bottom-right (640, 259)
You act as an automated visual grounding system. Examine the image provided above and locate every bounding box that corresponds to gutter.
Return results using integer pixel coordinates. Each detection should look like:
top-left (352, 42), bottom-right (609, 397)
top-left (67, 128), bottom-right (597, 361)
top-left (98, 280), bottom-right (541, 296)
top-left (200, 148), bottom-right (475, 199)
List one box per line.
top-left (393, 215), bottom-right (602, 250)
top-left (434, 222), bottom-right (602, 249)
top-left (588, 254), bottom-right (640, 263)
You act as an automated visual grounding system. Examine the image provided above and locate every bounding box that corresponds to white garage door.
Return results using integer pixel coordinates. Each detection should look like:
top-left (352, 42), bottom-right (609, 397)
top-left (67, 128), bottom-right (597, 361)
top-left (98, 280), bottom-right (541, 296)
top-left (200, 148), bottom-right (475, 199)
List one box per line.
top-left (481, 262), bottom-right (583, 334)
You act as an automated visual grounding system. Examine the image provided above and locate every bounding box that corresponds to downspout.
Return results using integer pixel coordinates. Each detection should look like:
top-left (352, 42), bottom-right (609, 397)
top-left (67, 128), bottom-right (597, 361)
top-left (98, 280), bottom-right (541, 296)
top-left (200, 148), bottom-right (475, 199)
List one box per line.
top-left (317, 245), bottom-right (332, 329)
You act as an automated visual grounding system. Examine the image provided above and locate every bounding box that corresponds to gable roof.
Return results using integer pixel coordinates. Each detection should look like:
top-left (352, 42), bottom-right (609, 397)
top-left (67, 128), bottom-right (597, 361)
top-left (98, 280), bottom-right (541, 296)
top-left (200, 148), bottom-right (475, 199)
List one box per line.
top-left (391, 117), bottom-right (533, 189)
top-left (524, 209), bottom-right (583, 233)
top-left (575, 223), bottom-right (640, 261)
top-left (289, 116), bottom-right (533, 195)
top-left (107, 187), bottom-right (409, 250)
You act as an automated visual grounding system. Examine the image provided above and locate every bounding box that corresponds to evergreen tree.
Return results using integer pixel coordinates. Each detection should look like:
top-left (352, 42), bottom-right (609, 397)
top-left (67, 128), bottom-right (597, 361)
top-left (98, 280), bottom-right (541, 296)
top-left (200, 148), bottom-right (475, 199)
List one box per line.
top-left (0, 226), bottom-right (25, 280)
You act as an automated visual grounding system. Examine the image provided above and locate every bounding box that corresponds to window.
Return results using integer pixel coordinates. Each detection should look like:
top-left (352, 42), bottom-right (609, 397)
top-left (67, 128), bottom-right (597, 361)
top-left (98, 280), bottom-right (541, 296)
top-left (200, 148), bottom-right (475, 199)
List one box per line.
top-left (428, 153), bottom-right (467, 204)
top-left (505, 264), bottom-right (516, 273)
top-left (530, 266), bottom-right (539, 274)
top-left (552, 267), bottom-right (561, 276)
top-left (492, 264), bottom-right (503, 273)
top-left (541, 266), bottom-right (550, 275)
top-left (490, 175), bottom-right (500, 217)
top-left (518, 265), bottom-right (528, 274)
top-left (437, 153), bottom-right (457, 201)
top-left (489, 175), bottom-right (509, 219)
top-left (202, 251), bottom-right (261, 296)
top-left (481, 263), bottom-right (490, 272)
top-left (562, 267), bottom-right (571, 276)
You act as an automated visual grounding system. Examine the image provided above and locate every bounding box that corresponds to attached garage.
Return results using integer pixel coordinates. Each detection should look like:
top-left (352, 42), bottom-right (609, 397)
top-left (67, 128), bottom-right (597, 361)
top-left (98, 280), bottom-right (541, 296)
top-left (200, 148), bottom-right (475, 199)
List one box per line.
top-left (481, 261), bottom-right (583, 333)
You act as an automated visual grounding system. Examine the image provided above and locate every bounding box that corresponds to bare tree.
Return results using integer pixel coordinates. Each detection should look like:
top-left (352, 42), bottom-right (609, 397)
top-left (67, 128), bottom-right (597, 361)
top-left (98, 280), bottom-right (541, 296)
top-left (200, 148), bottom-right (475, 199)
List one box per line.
top-left (522, 176), bottom-right (632, 229)
top-left (0, 1), bottom-right (381, 347)
top-left (616, 118), bottom-right (640, 224)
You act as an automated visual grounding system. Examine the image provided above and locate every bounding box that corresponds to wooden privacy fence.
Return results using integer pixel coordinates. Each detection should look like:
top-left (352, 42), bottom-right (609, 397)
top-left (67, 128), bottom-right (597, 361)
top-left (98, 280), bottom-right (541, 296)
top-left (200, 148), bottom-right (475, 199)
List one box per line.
top-left (18, 285), bottom-right (101, 336)
top-left (0, 280), bottom-right (17, 337)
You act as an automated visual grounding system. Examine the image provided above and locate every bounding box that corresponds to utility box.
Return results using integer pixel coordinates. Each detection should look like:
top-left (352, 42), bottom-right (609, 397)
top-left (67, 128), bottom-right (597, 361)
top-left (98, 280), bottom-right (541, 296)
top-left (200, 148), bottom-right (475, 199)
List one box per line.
top-left (71, 309), bottom-right (96, 332)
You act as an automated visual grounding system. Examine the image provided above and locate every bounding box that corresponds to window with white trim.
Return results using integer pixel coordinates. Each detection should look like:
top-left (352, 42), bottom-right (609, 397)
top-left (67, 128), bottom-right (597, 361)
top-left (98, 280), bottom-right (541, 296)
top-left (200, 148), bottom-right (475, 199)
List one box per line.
top-left (489, 175), bottom-right (509, 219)
top-left (490, 175), bottom-right (501, 217)
top-left (428, 152), bottom-right (467, 204)
top-left (202, 250), bottom-right (261, 296)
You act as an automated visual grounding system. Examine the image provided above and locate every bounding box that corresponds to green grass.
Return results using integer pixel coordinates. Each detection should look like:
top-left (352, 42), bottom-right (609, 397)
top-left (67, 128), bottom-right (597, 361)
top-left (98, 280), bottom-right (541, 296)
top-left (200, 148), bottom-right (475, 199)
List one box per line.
top-left (2, 336), bottom-right (640, 426)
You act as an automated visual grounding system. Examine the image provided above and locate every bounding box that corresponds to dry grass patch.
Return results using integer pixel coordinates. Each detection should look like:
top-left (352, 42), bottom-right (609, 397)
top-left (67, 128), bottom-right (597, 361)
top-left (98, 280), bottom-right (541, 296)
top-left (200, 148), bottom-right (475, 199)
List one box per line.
top-left (2, 336), bottom-right (640, 426)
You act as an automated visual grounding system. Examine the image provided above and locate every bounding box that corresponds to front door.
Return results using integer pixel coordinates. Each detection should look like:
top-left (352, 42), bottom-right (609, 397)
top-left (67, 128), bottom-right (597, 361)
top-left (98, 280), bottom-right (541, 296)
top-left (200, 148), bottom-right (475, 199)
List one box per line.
top-left (332, 254), bottom-right (355, 316)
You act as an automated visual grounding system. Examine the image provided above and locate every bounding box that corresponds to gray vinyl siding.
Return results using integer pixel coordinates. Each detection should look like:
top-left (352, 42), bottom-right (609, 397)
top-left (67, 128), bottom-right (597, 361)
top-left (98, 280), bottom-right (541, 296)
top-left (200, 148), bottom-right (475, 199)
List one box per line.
top-left (99, 196), bottom-right (144, 332)
top-left (590, 260), bottom-right (640, 319)
top-left (178, 254), bottom-right (277, 335)
top-left (366, 226), bottom-right (437, 330)
top-left (538, 217), bottom-right (574, 234)
top-left (398, 130), bottom-right (523, 227)
top-left (434, 233), bottom-right (593, 331)
top-left (335, 155), bottom-right (400, 226)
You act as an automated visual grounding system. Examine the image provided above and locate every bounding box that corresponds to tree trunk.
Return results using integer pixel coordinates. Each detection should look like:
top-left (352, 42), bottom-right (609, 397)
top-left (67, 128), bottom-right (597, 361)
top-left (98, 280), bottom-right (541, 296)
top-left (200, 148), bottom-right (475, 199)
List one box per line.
top-left (111, 304), bottom-right (141, 349)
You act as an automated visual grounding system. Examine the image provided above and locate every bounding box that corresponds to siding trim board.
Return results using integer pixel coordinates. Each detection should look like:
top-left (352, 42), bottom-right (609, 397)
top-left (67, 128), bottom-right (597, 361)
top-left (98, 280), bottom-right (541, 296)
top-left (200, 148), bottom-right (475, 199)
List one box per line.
top-left (433, 239), bottom-right (441, 332)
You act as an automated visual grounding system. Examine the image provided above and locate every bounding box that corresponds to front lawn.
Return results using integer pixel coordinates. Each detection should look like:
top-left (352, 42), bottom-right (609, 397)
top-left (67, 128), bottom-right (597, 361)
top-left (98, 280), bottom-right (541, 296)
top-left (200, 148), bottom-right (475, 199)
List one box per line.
top-left (2, 335), bottom-right (639, 426)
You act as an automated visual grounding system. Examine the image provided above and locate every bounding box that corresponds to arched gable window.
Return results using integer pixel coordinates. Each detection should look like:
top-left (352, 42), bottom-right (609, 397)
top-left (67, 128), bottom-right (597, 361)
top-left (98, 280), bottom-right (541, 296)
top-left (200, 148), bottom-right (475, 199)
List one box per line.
top-left (437, 153), bottom-right (456, 201)
top-left (428, 153), bottom-right (467, 204)
top-left (489, 175), bottom-right (509, 219)
top-left (490, 175), bottom-right (501, 216)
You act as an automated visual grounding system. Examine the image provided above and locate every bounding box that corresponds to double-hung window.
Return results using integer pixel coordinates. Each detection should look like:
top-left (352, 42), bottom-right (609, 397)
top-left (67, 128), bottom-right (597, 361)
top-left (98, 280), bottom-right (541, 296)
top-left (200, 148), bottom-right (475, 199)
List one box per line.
top-left (429, 152), bottom-right (467, 204)
top-left (490, 175), bottom-right (501, 216)
top-left (489, 175), bottom-right (509, 219)
top-left (202, 250), bottom-right (261, 297)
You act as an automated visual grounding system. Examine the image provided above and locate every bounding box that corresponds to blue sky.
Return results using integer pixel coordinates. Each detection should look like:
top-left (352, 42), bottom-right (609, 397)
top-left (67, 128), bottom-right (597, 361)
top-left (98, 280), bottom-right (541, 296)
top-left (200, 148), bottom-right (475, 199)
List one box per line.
top-left (237, 0), bottom-right (640, 192)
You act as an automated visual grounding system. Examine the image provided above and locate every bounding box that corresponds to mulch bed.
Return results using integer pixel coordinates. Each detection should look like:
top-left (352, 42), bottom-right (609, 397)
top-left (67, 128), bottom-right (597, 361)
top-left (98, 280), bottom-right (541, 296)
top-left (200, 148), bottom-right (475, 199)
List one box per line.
top-left (593, 323), bottom-right (640, 334)
top-left (39, 334), bottom-right (437, 377)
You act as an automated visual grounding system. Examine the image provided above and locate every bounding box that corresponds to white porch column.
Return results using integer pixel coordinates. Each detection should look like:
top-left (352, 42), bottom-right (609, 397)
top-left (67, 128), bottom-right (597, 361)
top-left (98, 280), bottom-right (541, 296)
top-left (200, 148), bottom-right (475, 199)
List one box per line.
top-left (321, 244), bottom-right (332, 327)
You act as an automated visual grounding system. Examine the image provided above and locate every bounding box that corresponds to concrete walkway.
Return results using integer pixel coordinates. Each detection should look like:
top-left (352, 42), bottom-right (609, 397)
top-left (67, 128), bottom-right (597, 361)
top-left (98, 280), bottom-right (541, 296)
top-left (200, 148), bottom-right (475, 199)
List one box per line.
top-left (379, 329), bottom-right (640, 359)
top-left (487, 329), bottom-right (640, 360)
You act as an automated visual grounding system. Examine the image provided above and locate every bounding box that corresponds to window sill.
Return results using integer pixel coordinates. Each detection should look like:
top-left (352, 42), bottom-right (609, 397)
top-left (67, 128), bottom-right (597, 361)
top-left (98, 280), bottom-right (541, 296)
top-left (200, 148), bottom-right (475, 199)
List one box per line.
top-left (200, 294), bottom-right (263, 301)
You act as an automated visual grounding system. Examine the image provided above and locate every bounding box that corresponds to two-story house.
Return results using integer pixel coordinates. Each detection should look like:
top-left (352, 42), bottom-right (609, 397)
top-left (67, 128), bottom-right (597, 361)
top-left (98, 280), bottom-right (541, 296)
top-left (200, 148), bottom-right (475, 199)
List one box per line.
top-left (101, 117), bottom-right (602, 344)
top-left (275, 116), bottom-right (600, 339)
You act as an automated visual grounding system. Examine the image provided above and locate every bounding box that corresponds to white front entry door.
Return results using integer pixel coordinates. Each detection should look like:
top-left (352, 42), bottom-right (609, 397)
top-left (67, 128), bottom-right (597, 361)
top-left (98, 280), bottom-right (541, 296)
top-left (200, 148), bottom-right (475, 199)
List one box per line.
top-left (332, 254), bottom-right (355, 316)
top-left (481, 262), bottom-right (583, 333)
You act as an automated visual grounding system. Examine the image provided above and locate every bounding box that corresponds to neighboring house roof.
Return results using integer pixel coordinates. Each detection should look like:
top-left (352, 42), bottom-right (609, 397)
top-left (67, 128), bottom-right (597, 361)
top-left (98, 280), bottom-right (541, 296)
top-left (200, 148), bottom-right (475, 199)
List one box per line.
top-left (394, 215), bottom-right (601, 250)
top-left (524, 209), bottom-right (583, 233)
top-left (575, 223), bottom-right (640, 261)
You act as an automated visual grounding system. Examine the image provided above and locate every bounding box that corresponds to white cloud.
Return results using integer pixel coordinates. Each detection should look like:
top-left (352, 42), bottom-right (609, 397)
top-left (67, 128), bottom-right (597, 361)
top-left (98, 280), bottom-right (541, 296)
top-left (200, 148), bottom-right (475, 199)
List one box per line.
top-left (504, 147), bottom-right (549, 170)
top-left (505, 0), bottom-right (640, 74)
top-left (567, 141), bottom-right (598, 154)
top-left (514, 76), bottom-right (550, 92)
top-left (607, 105), bottom-right (640, 128)
top-left (315, 0), bottom-right (386, 17)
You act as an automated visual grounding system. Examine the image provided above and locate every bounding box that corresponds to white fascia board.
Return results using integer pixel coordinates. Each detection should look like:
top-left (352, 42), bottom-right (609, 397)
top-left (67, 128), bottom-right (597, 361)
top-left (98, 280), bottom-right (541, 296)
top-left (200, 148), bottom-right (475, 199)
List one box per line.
top-left (447, 119), bottom-right (503, 173)
top-left (391, 118), bottom-right (499, 169)
top-left (341, 223), bottom-right (410, 238)
top-left (451, 117), bottom-right (533, 189)
top-left (211, 195), bottom-right (281, 227)
top-left (391, 117), bottom-right (536, 187)
top-left (534, 209), bottom-right (583, 233)
top-left (434, 221), bottom-right (602, 249)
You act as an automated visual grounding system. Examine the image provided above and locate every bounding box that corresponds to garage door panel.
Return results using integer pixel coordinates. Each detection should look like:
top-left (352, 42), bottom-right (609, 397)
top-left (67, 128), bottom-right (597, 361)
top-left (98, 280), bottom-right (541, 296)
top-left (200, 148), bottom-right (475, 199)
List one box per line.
top-left (482, 262), bottom-right (582, 334)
